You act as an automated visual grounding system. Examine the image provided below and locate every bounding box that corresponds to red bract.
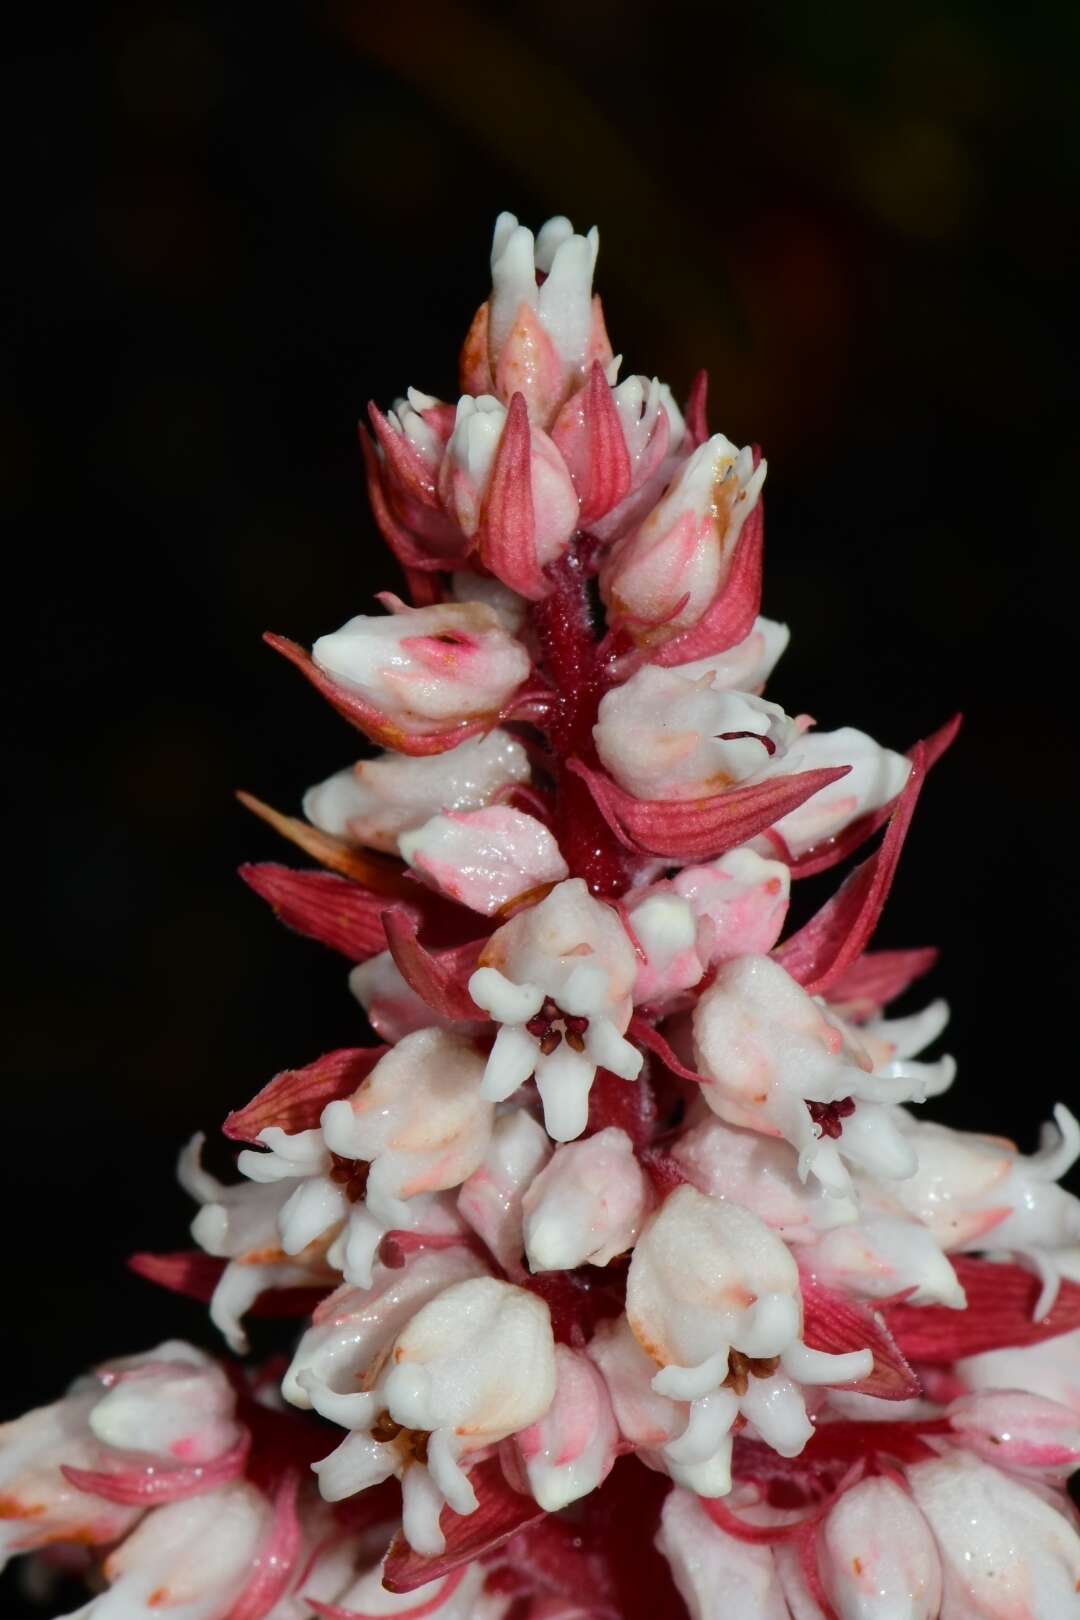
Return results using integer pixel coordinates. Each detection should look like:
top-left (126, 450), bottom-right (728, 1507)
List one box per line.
top-left (381, 909), bottom-right (485, 1019)
top-left (223, 1047), bottom-right (387, 1142)
top-left (62, 1431), bottom-right (252, 1506)
top-left (222, 1470), bottom-right (302, 1620)
top-left (825, 945), bottom-right (940, 1020)
top-left (127, 1251), bottom-right (326, 1317)
top-left (646, 469), bottom-right (764, 666)
top-left (382, 1458), bottom-right (546, 1593)
top-left (882, 1258), bottom-right (1080, 1360)
top-left (240, 864), bottom-right (416, 962)
top-left (800, 1274), bottom-right (921, 1401)
top-left (478, 391), bottom-right (551, 600)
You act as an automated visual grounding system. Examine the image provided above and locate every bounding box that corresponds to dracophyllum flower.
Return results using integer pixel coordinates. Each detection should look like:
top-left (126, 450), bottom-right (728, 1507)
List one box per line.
top-left (656, 1486), bottom-right (793, 1620)
top-left (312, 599), bottom-right (531, 735)
top-left (883, 1104), bottom-right (1080, 1316)
top-left (462, 213), bottom-right (612, 426)
top-left (946, 1391), bottom-right (1080, 1479)
top-left (468, 877), bottom-right (642, 1141)
top-left (66, 1483), bottom-right (270, 1619)
top-left (802, 1214), bottom-right (965, 1308)
top-left (549, 368), bottom-right (687, 536)
top-left (303, 729), bottom-right (530, 854)
top-left (956, 1330), bottom-right (1080, 1418)
top-left (508, 1345), bottom-right (619, 1511)
top-left (239, 1029), bottom-right (493, 1290)
top-left (82, 1344), bottom-right (244, 1467)
top-left (311, 1278), bottom-right (556, 1556)
top-left (438, 394), bottom-right (580, 573)
top-left (398, 806), bottom-right (568, 916)
top-left (521, 1127), bottom-right (651, 1271)
top-left (600, 433), bottom-right (766, 642)
top-left (692, 955), bottom-right (929, 1198)
top-left (282, 1247), bottom-right (489, 1413)
top-left (908, 1449), bottom-right (1080, 1617)
top-left (624, 1187), bottom-right (871, 1490)
top-left (814, 1475), bottom-right (944, 1620)
top-left (456, 1109), bottom-right (553, 1276)
top-left (593, 663), bottom-right (797, 802)
top-left (626, 890), bottom-right (707, 1006)
top-left (752, 725), bottom-right (911, 861)
top-left (179, 1134), bottom-right (330, 1353)
top-left (671, 1115), bottom-right (860, 1240)
top-left (672, 847), bottom-right (791, 964)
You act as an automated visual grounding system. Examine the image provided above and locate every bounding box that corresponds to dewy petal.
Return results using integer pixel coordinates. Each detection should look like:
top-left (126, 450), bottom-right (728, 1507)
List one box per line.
top-left (656, 1487), bottom-right (793, 1620)
top-left (398, 806), bottom-right (568, 916)
top-left (818, 1475), bottom-right (943, 1620)
top-left (481, 1021), bottom-right (541, 1102)
top-left (535, 1040), bottom-right (598, 1142)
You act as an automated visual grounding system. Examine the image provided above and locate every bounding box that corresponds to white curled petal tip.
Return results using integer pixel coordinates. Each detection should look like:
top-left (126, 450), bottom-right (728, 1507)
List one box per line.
top-left (426, 1427), bottom-right (478, 1516)
top-left (733, 1292), bottom-right (802, 1359)
top-left (739, 1375), bottom-right (815, 1457)
top-left (481, 1021), bottom-right (539, 1102)
top-left (586, 1017), bottom-right (644, 1080)
top-left (278, 1177), bottom-right (347, 1255)
top-left (468, 965), bottom-right (545, 1023)
top-left (1034, 1103), bottom-right (1080, 1182)
top-left (663, 1388), bottom-right (739, 1465)
top-left (312, 1430), bottom-right (396, 1502)
top-left (652, 1349), bottom-right (732, 1402)
top-left (781, 1339), bottom-right (873, 1386)
top-left (534, 1041), bottom-right (596, 1141)
top-left (401, 1463), bottom-right (449, 1557)
top-left (296, 1372), bottom-right (380, 1431)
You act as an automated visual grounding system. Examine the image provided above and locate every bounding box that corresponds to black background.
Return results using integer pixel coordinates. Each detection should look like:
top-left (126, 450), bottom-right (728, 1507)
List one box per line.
top-left (3, 2), bottom-right (1079, 1609)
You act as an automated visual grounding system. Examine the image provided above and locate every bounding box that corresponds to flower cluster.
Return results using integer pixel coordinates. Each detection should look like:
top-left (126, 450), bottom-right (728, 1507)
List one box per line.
top-left (6, 213), bottom-right (1080, 1620)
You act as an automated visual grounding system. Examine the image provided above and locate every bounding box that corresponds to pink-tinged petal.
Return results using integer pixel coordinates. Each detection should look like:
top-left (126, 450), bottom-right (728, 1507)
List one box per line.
top-left (569, 757), bottom-right (851, 861)
top-left (223, 1048), bottom-right (388, 1143)
top-left (381, 909), bottom-right (486, 1021)
top-left (778, 714), bottom-right (962, 879)
top-left (127, 1251), bottom-right (325, 1318)
top-left (947, 1390), bottom-right (1080, 1476)
top-left (61, 1430), bottom-right (251, 1506)
top-left (478, 391), bottom-right (550, 600)
top-left (685, 370), bottom-right (709, 448)
top-left (382, 1456), bottom-right (546, 1593)
top-left (824, 946), bottom-right (940, 1022)
top-left (882, 1258), bottom-right (1080, 1361)
top-left (800, 1274), bottom-right (921, 1401)
top-left (264, 632), bottom-right (547, 756)
top-left (775, 743), bottom-right (928, 996)
top-left (357, 425), bottom-right (450, 573)
top-left (239, 864), bottom-right (419, 962)
top-left (222, 1470), bottom-right (302, 1620)
top-left (309, 1566), bottom-right (467, 1620)
top-left (647, 481), bottom-right (764, 667)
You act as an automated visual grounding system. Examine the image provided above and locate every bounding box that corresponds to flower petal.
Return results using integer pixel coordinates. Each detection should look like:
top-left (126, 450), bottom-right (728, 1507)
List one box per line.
top-left (382, 1456), bottom-right (546, 1594)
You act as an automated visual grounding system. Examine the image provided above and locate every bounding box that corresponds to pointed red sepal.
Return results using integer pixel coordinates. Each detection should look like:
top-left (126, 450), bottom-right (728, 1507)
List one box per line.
top-left (223, 1470), bottom-right (302, 1620)
top-left (478, 391), bottom-right (550, 601)
top-left (775, 743), bottom-right (928, 996)
top-left (127, 1251), bottom-right (327, 1317)
top-left (825, 947), bottom-right (940, 1020)
top-left (881, 1258), bottom-right (1080, 1361)
top-left (577, 361), bottom-right (632, 525)
top-left (382, 1457), bottom-right (546, 1594)
top-left (647, 467), bottom-right (764, 667)
top-left (223, 1047), bottom-right (388, 1143)
top-left (781, 714), bottom-right (963, 879)
top-left (800, 1274), bottom-right (921, 1400)
top-left (264, 633), bottom-right (549, 756)
top-left (381, 908), bottom-right (485, 1021)
top-left (62, 1431), bottom-right (252, 1507)
top-left (309, 1568), bottom-right (468, 1620)
top-left (685, 370), bottom-right (709, 448)
top-left (240, 864), bottom-right (419, 963)
top-left (569, 757), bottom-right (852, 861)
top-left (357, 424), bottom-right (447, 574)
top-left (367, 402), bottom-right (440, 510)
top-left (628, 1014), bottom-right (710, 1087)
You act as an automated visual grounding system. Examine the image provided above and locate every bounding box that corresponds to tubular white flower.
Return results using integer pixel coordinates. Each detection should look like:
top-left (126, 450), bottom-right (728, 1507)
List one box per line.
top-left (303, 729), bottom-right (530, 854)
top-left (672, 846), bottom-right (791, 964)
top-left (802, 1214), bottom-right (965, 1308)
top-left (671, 1114), bottom-right (860, 1240)
top-left (398, 806), bottom-right (568, 916)
top-left (594, 665), bottom-right (796, 802)
top-left (692, 955), bottom-right (929, 1199)
top-left (752, 725), bottom-right (911, 859)
top-left (312, 599), bottom-right (530, 732)
top-left (656, 1487), bottom-right (793, 1620)
top-left (468, 878), bottom-right (642, 1142)
top-left (511, 1345), bottom-right (619, 1511)
top-left (817, 1475), bottom-right (943, 1620)
top-left (522, 1127), bottom-right (651, 1271)
top-left (456, 1108), bottom-right (553, 1275)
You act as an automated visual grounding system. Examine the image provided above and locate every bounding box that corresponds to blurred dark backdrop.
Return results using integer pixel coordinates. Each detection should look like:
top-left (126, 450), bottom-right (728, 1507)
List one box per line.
top-left (3, 1), bottom-right (1078, 1605)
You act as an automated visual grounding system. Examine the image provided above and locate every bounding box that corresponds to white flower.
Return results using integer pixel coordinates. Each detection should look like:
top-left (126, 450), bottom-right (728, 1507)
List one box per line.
top-left (802, 1214), bottom-right (965, 1308)
top-left (752, 725), bottom-right (911, 859)
top-left (817, 1475), bottom-right (943, 1620)
top-left (656, 1486), bottom-right (793, 1620)
top-left (438, 394), bottom-right (579, 565)
top-left (594, 664), bottom-right (796, 801)
top-left (399, 806), bottom-right (568, 915)
top-left (511, 1345), bottom-right (618, 1512)
top-left (456, 1108), bottom-right (552, 1276)
top-left (672, 847), bottom-right (791, 963)
top-left (312, 600), bottom-right (530, 732)
top-left (468, 878), bottom-right (642, 1141)
top-left (303, 729), bottom-right (530, 854)
top-left (522, 1127), bottom-right (651, 1271)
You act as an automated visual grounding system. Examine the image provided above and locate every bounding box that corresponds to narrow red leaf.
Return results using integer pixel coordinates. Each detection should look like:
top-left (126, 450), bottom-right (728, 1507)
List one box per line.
top-left (224, 1048), bottom-right (387, 1143)
top-left (882, 1258), bottom-right (1080, 1361)
top-left (127, 1251), bottom-right (327, 1319)
top-left (382, 1457), bottom-right (546, 1593)
top-left (775, 744), bottom-right (928, 996)
top-left (240, 864), bottom-right (416, 962)
top-left (381, 909), bottom-right (485, 1021)
top-left (479, 391), bottom-right (549, 600)
top-left (62, 1431), bottom-right (251, 1506)
top-left (825, 947), bottom-right (940, 1021)
top-left (224, 1470), bottom-right (302, 1620)
top-left (800, 1274), bottom-right (921, 1401)
top-left (569, 758), bottom-right (851, 862)
top-left (235, 792), bottom-right (414, 895)
top-left (578, 360), bottom-right (632, 525)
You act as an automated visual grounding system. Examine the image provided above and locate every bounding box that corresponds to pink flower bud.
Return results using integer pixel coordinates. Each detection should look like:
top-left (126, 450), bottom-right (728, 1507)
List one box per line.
top-left (522, 1127), bottom-right (651, 1271)
top-left (93, 1483), bottom-right (271, 1617)
top-left (957, 1329), bottom-right (1080, 1418)
top-left (805, 1214), bottom-right (965, 1308)
top-left (550, 364), bottom-right (686, 532)
top-left (753, 726), bottom-right (911, 860)
top-left (657, 1486), bottom-right (793, 1620)
top-left (457, 1109), bottom-right (553, 1276)
top-left (311, 598), bottom-right (531, 736)
top-left (673, 847), bottom-right (791, 963)
top-left (626, 890), bottom-right (706, 1006)
top-left (671, 1114), bottom-right (859, 1240)
top-left (462, 213), bottom-right (613, 426)
top-left (398, 806), bottom-right (568, 916)
top-left (350, 949), bottom-right (481, 1043)
top-left (303, 729), bottom-right (530, 854)
top-left (947, 1390), bottom-right (1080, 1477)
top-left (600, 432), bottom-right (766, 643)
top-left (817, 1475), bottom-right (943, 1619)
top-left (367, 389), bottom-right (466, 562)
top-left (909, 1450), bottom-right (1080, 1616)
top-left (593, 662), bottom-right (796, 802)
top-left (512, 1345), bottom-right (619, 1510)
